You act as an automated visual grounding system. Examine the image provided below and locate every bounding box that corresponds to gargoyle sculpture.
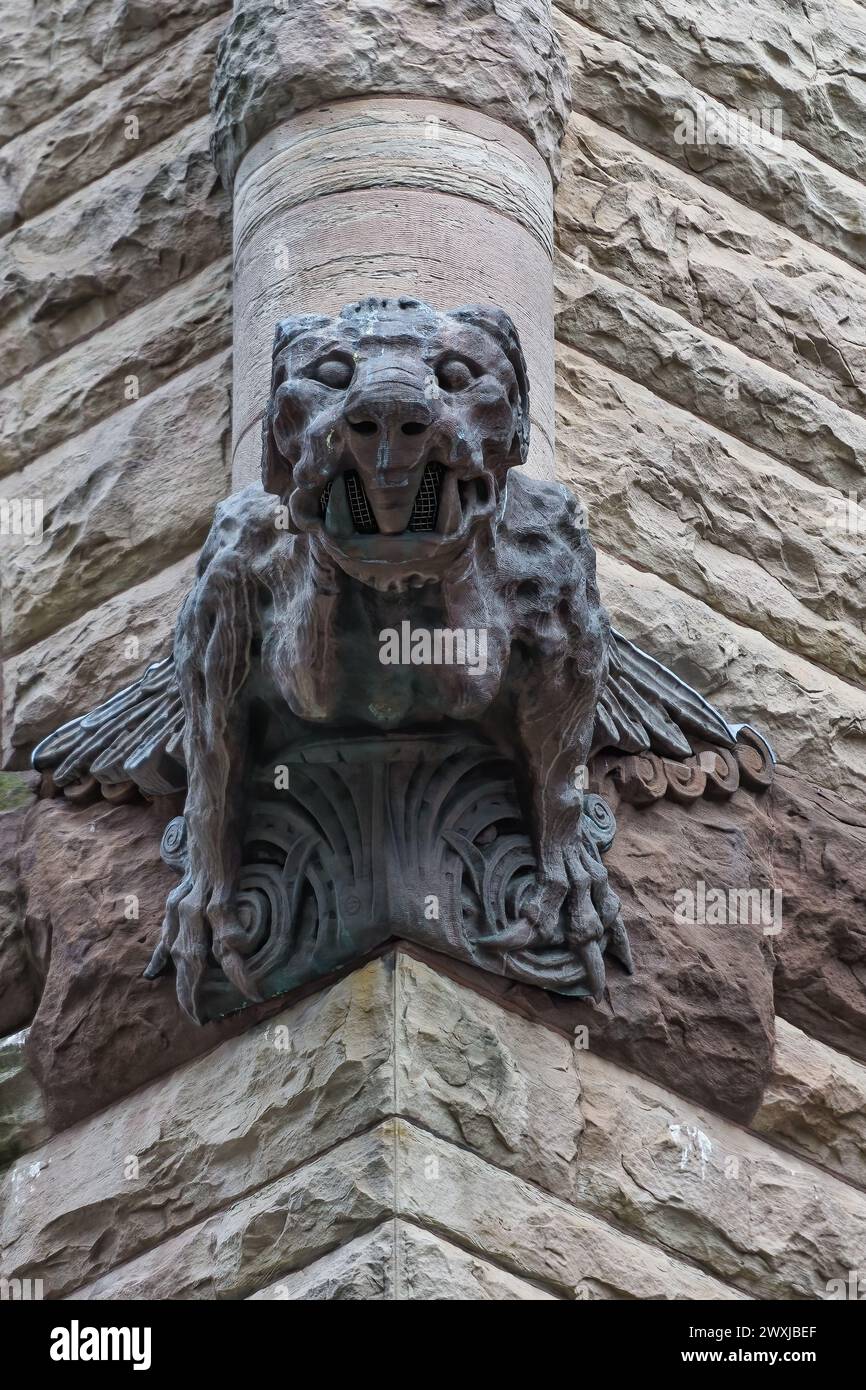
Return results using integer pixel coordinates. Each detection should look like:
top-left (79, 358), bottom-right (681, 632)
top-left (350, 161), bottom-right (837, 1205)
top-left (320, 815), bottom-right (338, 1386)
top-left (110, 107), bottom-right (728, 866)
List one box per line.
top-left (33, 296), bottom-right (773, 1023)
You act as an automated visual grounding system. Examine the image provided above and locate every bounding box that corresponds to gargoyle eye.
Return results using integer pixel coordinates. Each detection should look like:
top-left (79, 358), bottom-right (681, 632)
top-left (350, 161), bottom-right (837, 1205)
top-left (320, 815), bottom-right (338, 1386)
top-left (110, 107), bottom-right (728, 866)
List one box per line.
top-left (311, 355), bottom-right (354, 390)
top-left (436, 357), bottom-right (477, 393)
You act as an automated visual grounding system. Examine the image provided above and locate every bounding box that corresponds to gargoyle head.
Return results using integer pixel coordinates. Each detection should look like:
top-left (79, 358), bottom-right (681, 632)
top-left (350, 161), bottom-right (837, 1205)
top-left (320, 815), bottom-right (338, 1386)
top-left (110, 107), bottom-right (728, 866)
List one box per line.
top-left (262, 296), bottom-right (529, 586)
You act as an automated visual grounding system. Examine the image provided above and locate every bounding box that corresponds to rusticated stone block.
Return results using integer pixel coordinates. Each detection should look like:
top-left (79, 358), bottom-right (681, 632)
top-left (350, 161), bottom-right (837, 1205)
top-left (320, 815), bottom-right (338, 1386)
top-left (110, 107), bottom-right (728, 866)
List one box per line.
top-left (2, 952), bottom-right (580, 1294)
top-left (0, 17), bottom-right (227, 232)
top-left (0, 258), bottom-right (232, 476)
top-left (0, 0), bottom-right (227, 144)
top-left (557, 343), bottom-right (866, 688)
top-left (555, 12), bottom-right (866, 274)
top-left (210, 0), bottom-right (570, 186)
top-left (71, 1122), bottom-right (740, 1300)
top-left (556, 258), bottom-right (866, 496)
top-left (769, 770), bottom-right (866, 1066)
top-left (0, 119), bottom-right (229, 387)
top-left (555, 0), bottom-right (866, 186)
top-left (555, 112), bottom-right (866, 416)
top-left (247, 1224), bottom-right (559, 1301)
top-left (753, 1018), bottom-right (866, 1191)
top-left (0, 353), bottom-right (231, 657)
top-left (576, 1051), bottom-right (866, 1300)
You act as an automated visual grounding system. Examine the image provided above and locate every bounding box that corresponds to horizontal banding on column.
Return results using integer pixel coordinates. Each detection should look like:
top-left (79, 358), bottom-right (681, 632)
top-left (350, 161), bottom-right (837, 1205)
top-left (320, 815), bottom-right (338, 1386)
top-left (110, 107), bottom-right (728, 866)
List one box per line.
top-left (211, 0), bottom-right (570, 188)
top-left (234, 99), bottom-right (554, 262)
top-left (230, 184), bottom-right (555, 481)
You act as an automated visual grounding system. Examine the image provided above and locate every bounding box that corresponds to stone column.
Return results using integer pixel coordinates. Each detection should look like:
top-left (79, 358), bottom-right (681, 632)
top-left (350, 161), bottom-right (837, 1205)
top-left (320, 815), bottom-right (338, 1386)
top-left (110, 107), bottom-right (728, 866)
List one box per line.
top-left (210, 0), bottom-right (570, 487)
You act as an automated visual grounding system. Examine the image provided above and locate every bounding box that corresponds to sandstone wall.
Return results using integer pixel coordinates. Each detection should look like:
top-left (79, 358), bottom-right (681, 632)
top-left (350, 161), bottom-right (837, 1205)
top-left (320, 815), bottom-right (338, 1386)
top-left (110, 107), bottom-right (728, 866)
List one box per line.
top-left (1, 952), bottom-right (865, 1300)
top-left (552, 0), bottom-right (866, 800)
top-left (0, 1), bottom-right (232, 767)
top-left (0, 0), bottom-right (865, 1301)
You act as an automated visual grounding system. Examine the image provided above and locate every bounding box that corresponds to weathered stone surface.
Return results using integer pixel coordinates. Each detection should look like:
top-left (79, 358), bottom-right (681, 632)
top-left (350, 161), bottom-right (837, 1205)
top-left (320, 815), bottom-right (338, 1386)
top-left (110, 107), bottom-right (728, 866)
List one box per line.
top-left (0, 1030), bottom-right (50, 1169)
top-left (16, 819), bottom-right (585, 1182)
top-left (247, 1226), bottom-right (393, 1302)
top-left (753, 1018), bottom-right (866, 1191)
top-left (3, 555), bottom-right (198, 771)
top-left (393, 1121), bottom-right (742, 1300)
top-left (555, 0), bottom-right (866, 185)
top-left (2, 962), bottom-right (393, 1296)
top-left (556, 13), bottom-right (866, 273)
top-left (73, 1121), bottom-right (740, 1300)
top-left (555, 111), bottom-right (866, 415)
top-left (0, 352), bottom-right (230, 657)
top-left (248, 1222), bottom-right (559, 1300)
top-left (0, 802), bottom-right (40, 1037)
top-left (769, 770), bottom-right (866, 1068)
top-left (576, 1050), bottom-right (866, 1299)
top-left (391, 1221), bottom-right (558, 1301)
top-left (18, 794), bottom-right (282, 1134)
top-left (596, 550), bottom-right (866, 803)
top-left (0, 0), bottom-right (227, 144)
top-left (0, 17), bottom-right (227, 232)
top-left (0, 119), bottom-right (230, 385)
top-left (0, 258), bottom-right (231, 476)
top-left (582, 780), bottom-right (777, 1122)
top-left (396, 953), bottom-right (580, 1202)
top-left (211, 0), bottom-right (570, 185)
top-left (556, 255), bottom-right (866, 494)
top-left (73, 1127), bottom-right (393, 1301)
top-left (557, 343), bottom-right (866, 685)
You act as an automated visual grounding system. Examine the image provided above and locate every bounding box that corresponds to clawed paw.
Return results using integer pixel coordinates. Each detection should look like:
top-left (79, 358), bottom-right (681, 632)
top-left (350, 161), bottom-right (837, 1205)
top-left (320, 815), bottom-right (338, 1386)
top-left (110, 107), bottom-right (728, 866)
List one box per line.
top-left (142, 873), bottom-right (262, 1023)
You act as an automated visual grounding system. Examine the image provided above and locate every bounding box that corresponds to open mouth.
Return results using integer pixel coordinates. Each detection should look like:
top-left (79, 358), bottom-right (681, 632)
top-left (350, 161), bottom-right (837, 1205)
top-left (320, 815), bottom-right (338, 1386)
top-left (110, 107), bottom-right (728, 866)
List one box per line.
top-left (319, 464), bottom-right (491, 538)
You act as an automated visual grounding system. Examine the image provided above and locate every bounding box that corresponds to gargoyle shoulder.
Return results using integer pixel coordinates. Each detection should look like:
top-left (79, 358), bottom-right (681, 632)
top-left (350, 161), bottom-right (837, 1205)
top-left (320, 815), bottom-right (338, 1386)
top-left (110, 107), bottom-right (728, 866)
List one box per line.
top-left (193, 484), bottom-right (291, 582)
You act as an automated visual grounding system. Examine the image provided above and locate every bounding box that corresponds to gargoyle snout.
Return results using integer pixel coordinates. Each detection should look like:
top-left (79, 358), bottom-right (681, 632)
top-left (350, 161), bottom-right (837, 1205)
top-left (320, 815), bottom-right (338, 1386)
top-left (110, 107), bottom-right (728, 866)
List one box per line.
top-left (344, 389), bottom-right (433, 441)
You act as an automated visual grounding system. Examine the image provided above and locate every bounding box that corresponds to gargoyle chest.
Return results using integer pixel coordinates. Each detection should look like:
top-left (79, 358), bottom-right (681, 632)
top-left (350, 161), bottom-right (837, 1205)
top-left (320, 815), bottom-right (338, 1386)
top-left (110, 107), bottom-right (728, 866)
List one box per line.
top-left (257, 580), bottom-right (507, 728)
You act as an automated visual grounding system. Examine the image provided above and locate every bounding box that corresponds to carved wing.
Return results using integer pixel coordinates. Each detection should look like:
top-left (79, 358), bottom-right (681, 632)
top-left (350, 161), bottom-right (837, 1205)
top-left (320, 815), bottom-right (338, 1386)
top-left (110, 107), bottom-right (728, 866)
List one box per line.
top-left (592, 629), bottom-right (736, 760)
top-left (32, 629), bottom-right (760, 802)
top-left (32, 656), bottom-right (186, 798)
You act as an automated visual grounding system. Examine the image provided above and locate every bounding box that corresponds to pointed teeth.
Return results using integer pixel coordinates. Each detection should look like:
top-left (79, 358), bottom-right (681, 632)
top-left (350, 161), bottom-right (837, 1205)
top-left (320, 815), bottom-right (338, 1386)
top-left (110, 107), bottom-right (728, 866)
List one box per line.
top-left (324, 474), bottom-right (354, 538)
top-left (436, 470), bottom-right (462, 534)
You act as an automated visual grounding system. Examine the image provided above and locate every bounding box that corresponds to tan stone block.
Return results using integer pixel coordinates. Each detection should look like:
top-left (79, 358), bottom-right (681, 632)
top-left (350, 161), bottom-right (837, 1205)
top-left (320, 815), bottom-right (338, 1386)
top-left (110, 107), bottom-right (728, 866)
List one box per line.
top-left (557, 344), bottom-right (866, 685)
top-left (0, 119), bottom-right (229, 385)
top-left (0, 352), bottom-right (231, 657)
top-left (0, 0), bottom-right (226, 143)
top-left (576, 1050), bottom-right (866, 1299)
top-left (555, 110), bottom-right (866, 415)
top-left (556, 256), bottom-right (866, 495)
top-left (753, 1018), bottom-right (866, 1191)
top-left (555, 12), bottom-right (866, 273)
top-left (0, 259), bottom-right (231, 477)
top-left (247, 1222), bottom-right (559, 1300)
top-left (0, 16), bottom-right (227, 231)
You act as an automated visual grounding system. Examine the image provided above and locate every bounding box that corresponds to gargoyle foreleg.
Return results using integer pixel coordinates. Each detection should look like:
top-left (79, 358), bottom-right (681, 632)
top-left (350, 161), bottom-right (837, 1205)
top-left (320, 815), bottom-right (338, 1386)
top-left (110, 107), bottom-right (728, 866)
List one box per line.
top-left (144, 554), bottom-right (257, 1021)
top-left (514, 669), bottom-right (631, 998)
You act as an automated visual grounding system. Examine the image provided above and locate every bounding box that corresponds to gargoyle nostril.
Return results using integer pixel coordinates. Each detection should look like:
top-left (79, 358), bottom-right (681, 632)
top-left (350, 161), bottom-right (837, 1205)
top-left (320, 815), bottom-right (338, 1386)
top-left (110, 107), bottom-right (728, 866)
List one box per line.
top-left (348, 419), bottom-right (378, 436)
top-left (401, 420), bottom-right (429, 436)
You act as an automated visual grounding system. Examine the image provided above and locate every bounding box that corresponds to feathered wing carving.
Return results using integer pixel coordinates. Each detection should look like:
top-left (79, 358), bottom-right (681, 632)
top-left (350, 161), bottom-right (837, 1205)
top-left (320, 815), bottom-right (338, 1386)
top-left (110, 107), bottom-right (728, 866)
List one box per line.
top-left (32, 630), bottom-right (747, 800)
top-left (32, 656), bottom-right (186, 798)
top-left (591, 629), bottom-right (736, 760)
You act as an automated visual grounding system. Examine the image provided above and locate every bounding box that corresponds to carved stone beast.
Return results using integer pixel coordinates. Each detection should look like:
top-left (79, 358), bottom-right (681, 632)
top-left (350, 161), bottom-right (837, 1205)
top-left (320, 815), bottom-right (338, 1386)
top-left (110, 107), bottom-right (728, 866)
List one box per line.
top-left (35, 296), bottom-right (767, 1022)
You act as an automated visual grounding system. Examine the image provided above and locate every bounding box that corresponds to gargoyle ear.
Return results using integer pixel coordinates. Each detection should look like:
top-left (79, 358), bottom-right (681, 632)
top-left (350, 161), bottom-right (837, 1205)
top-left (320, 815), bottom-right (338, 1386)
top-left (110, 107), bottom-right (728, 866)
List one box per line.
top-left (447, 304), bottom-right (531, 467)
top-left (261, 312), bottom-right (332, 496)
